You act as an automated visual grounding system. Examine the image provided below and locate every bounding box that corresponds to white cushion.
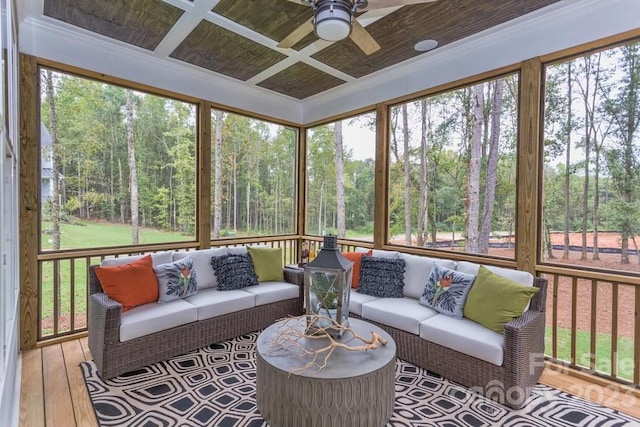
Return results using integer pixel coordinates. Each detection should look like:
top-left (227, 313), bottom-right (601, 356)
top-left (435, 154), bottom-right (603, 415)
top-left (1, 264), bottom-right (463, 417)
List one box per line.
top-left (349, 290), bottom-right (379, 316)
top-left (185, 288), bottom-right (255, 321)
top-left (241, 282), bottom-right (299, 306)
top-left (361, 297), bottom-right (438, 335)
top-left (120, 299), bottom-right (197, 341)
top-left (173, 247), bottom-right (227, 289)
top-left (371, 249), bottom-right (400, 258)
top-left (399, 253), bottom-right (457, 299)
top-left (456, 261), bottom-right (533, 286)
top-left (420, 314), bottom-right (504, 366)
top-left (101, 251), bottom-right (172, 267)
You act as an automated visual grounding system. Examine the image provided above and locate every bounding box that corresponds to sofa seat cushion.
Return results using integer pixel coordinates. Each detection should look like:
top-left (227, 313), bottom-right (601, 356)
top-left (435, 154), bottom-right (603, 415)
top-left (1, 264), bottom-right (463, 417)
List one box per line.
top-left (419, 314), bottom-right (504, 366)
top-left (361, 297), bottom-right (438, 335)
top-left (349, 290), bottom-right (379, 316)
top-left (241, 282), bottom-right (299, 306)
top-left (120, 299), bottom-right (198, 342)
top-left (185, 288), bottom-right (256, 321)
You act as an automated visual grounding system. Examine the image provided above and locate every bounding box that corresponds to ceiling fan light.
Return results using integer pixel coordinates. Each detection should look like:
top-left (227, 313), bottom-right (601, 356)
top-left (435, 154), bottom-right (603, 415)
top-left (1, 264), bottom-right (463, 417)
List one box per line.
top-left (314, 1), bottom-right (352, 42)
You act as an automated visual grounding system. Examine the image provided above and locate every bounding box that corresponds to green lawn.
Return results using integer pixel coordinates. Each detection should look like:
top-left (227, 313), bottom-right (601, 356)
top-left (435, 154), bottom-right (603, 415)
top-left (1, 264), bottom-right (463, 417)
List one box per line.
top-left (41, 220), bottom-right (192, 250)
top-left (546, 327), bottom-right (634, 381)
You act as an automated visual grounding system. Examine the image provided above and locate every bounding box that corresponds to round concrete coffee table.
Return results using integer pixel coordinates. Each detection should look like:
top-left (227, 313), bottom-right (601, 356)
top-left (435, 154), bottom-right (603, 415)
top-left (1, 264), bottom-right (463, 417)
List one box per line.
top-left (256, 317), bottom-right (396, 427)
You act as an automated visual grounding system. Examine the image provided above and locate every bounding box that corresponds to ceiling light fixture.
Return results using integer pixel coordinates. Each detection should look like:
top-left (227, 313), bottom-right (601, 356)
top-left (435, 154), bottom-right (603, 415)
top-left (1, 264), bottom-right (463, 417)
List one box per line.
top-left (414, 39), bottom-right (438, 52)
top-left (307, 0), bottom-right (368, 42)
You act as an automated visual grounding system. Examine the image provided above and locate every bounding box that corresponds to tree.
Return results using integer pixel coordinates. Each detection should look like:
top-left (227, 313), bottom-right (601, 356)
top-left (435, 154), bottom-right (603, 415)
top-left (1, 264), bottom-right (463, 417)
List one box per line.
top-left (213, 110), bottom-right (224, 238)
top-left (125, 89), bottom-right (139, 244)
top-left (417, 99), bottom-right (429, 246)
top-left (45, 71), bottom-right (61, 250)
top-left (334, 121), bottom-right (346, 238)
top-left (603, 44), bottom-right (640, 264)
top-left (479, 80), bottom-right (504, 254)
top-left (466, 84), bottom-right (484, 253)
top-left (402, 104), bottom-right (412, 245)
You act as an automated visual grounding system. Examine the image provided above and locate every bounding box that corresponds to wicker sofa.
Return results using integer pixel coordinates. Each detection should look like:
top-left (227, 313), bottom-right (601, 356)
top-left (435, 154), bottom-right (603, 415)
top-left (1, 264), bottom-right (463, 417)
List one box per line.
top-left (348, 250), bottom-right (547, 409)
top-left (88, 247), bottom-right (304, 380)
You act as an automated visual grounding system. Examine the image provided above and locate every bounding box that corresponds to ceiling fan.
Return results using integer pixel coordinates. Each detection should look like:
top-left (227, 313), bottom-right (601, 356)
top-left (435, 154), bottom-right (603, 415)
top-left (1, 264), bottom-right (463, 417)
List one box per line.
top-left (279, 0), bottom-right (438, 55)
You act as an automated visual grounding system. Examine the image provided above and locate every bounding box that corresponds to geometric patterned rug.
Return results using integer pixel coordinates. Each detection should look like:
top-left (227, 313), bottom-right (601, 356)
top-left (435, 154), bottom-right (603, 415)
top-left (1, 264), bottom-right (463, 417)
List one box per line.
top-left (81, 333), bottom-right (640, 427)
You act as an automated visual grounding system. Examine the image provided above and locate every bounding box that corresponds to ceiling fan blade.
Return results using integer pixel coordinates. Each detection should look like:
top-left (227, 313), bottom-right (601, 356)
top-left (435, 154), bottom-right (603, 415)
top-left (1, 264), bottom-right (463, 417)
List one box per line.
top-left (362, 0), bottom-right (438, 10)
top-left (284, 0), bottom-right (309, 5)
top-left (349, 19), bottom-right (381, 55)
top-left (277, 18), bottom-right (314, 49)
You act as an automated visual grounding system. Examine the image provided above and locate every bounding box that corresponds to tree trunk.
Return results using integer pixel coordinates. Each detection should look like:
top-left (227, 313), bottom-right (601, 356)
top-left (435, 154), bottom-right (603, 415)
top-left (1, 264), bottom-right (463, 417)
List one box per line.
top-left (580, 58), bottom-right (592, 260)
top-left (334, 121), bottom-right (346, 238)
top-left (213, 110), bottom-right (223, 238)
top-left (563, 62), bottom-right (573, 259)
top-left (45, 71), bottom-right (61, 250)
top-left (125, 90), bottom-right (139, 245)
top-left (402, 104), bottom-right (412, 245)
top-left (417, 100), bottom-right (429, 247)
top-left (479, 80), bottom-right (503, 254)
top-left (467, 84), bottom-right (484, 253)
top-left (118, 158), bottom-right (125, 224)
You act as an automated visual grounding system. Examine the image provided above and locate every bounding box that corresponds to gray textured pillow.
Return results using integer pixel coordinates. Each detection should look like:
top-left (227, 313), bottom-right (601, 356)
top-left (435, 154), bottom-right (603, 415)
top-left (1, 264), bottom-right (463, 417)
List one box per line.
top-left (419, 264), bottom-right (475, 319)
top-left (210, 253), bottom-right (259, 291)
top-left (153, 257), bottom-right (198, 303)
top-left (357, 255), bottom-right (406, 298)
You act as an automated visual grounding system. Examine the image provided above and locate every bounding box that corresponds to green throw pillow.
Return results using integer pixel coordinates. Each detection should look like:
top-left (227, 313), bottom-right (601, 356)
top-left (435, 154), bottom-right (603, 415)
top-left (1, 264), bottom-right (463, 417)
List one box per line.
top-left (247, 247), bottom-right (284, 282)
top-left (463, 265), bottom-right (539, 333)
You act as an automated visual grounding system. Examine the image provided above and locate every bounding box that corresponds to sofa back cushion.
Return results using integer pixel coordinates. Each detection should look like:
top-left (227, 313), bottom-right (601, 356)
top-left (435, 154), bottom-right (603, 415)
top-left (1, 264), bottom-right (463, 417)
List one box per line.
top-left (100, 251), bottom-right (172, 268)
top-left (173, 247), bottom-right (227, 289)
top-left (95, 255), bottom-right (159, 311)
top-left (400, 253), bottom-right (457, 299)
top-left (154, 257), bottom-right (199, 303)
top-left (456, 261), bottom-right (533, 286)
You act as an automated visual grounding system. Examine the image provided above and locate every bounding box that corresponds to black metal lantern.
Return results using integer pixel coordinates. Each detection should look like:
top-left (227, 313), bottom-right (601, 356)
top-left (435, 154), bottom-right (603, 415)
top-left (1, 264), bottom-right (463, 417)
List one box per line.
top-left (303, 235), bottom-right (353, 337)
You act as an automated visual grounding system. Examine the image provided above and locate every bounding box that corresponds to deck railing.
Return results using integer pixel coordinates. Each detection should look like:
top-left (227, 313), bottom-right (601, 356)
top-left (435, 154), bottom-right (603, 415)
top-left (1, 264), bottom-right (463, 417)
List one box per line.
top-left (36, 236), bottom-right (299, 341)
top-left (35, 237), bottom-right (640, 390)
top-left (539, 265), bottom-right (640, 387)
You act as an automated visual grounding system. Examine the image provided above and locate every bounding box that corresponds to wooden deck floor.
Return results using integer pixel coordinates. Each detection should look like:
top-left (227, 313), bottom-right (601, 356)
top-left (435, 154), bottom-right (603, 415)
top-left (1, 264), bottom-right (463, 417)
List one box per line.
top-left (19, 337), bottom-right (640, 426)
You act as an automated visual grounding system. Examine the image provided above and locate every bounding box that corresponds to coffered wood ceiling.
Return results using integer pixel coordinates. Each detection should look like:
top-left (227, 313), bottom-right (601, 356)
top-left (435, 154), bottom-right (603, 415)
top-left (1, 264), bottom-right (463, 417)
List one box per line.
top-left (39, 0), bottom-right (562, 100)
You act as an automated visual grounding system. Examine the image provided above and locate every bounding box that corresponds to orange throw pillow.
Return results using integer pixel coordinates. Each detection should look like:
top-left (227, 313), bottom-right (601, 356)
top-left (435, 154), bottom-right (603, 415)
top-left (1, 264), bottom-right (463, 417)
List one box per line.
top-left (95, 255), bottom-right (159, 311)
top-left (342, 250), bottom-right (373, 288)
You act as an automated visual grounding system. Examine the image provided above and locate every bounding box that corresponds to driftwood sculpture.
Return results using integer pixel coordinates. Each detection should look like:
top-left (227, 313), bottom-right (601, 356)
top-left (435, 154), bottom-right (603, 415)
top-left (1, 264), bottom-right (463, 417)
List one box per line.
top-left (268, 315), bottom-right (388, 375)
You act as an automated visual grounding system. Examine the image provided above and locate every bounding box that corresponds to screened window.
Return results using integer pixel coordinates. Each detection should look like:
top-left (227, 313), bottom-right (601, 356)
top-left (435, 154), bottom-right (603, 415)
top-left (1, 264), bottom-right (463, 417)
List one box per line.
top-left (210, 109), bottom-right (297, 238)
top-left (389, 74), bottom-right (519, 258)
top-left (39, 69), bottom-right (197, 250)
top-left (542, 39), bottom-right (640, 273)
top-left (306, 112), bottom-right (376, 241)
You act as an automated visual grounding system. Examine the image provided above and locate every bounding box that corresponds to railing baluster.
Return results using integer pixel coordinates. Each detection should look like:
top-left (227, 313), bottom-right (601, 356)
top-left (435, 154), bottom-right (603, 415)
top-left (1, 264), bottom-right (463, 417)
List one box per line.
top-left (552, 274), bottom-right (559, 359)
top-left (590, 279), bottom-right (597, 373)
top-left (611, 282), bottom-right (618, 378)
top-left (634, 285), bottom-right (640, 385)
top-left (571, 277), bottom-right (578, 366)
top-left (53, 259), bottom-right (60, 337)
top-left (70, 258), bottom-right (76, 332)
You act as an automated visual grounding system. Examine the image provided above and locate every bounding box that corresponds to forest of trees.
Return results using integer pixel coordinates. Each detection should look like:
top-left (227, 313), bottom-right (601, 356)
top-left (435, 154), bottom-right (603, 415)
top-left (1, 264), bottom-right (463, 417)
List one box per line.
top-left (40, 39), bottom-right (639, 271)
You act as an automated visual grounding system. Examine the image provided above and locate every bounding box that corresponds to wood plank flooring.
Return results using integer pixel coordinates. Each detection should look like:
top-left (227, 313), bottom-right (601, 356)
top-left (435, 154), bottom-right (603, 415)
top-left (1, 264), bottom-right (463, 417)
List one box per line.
top-left (19, 337), bottom-right (640, 426)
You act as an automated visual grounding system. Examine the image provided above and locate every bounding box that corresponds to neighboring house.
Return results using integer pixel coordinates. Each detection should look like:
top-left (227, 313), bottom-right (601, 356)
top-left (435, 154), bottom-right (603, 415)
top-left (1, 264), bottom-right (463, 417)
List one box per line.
top-left (40, 122), bottom-right (63, 203)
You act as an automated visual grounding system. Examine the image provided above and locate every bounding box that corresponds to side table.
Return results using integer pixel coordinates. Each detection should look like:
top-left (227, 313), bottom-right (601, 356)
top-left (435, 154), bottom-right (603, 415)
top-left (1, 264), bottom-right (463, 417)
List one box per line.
top-left (256, 317), bottom-right (396, 427)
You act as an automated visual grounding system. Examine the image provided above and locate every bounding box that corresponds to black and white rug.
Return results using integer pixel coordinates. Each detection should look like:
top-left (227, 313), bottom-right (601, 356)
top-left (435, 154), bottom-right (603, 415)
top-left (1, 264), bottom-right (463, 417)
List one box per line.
top-left (81, 333), bottom-right (639, 427)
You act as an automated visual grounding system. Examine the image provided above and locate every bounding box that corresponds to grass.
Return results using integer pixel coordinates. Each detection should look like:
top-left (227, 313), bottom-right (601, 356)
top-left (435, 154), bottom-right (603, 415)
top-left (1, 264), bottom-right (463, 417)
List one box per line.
top-left (546, 327), bottom-right (635, 381)
top-left (41, 219), bottom-right (192, 250)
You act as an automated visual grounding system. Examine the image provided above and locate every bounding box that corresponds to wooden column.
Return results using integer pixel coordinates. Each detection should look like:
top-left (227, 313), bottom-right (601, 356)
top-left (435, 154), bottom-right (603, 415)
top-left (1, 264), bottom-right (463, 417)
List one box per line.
top-left (516, 57), bottom-right (543, 274)
top-left (19, 53), bottom-right (39, 349)
top-left (373, 103), bottom-right (389, 249)
top-left (296, 126), bottom-right (307, 259)
top-left (198, 101), bottom-right (212, 249)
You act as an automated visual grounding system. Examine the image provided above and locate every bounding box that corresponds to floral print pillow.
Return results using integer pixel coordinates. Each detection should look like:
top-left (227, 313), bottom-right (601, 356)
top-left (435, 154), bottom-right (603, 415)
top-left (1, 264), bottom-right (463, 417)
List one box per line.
top-left (419, 264), bottom-right (475, 319)
top-left (153, 257), bottom-right (198, 303)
